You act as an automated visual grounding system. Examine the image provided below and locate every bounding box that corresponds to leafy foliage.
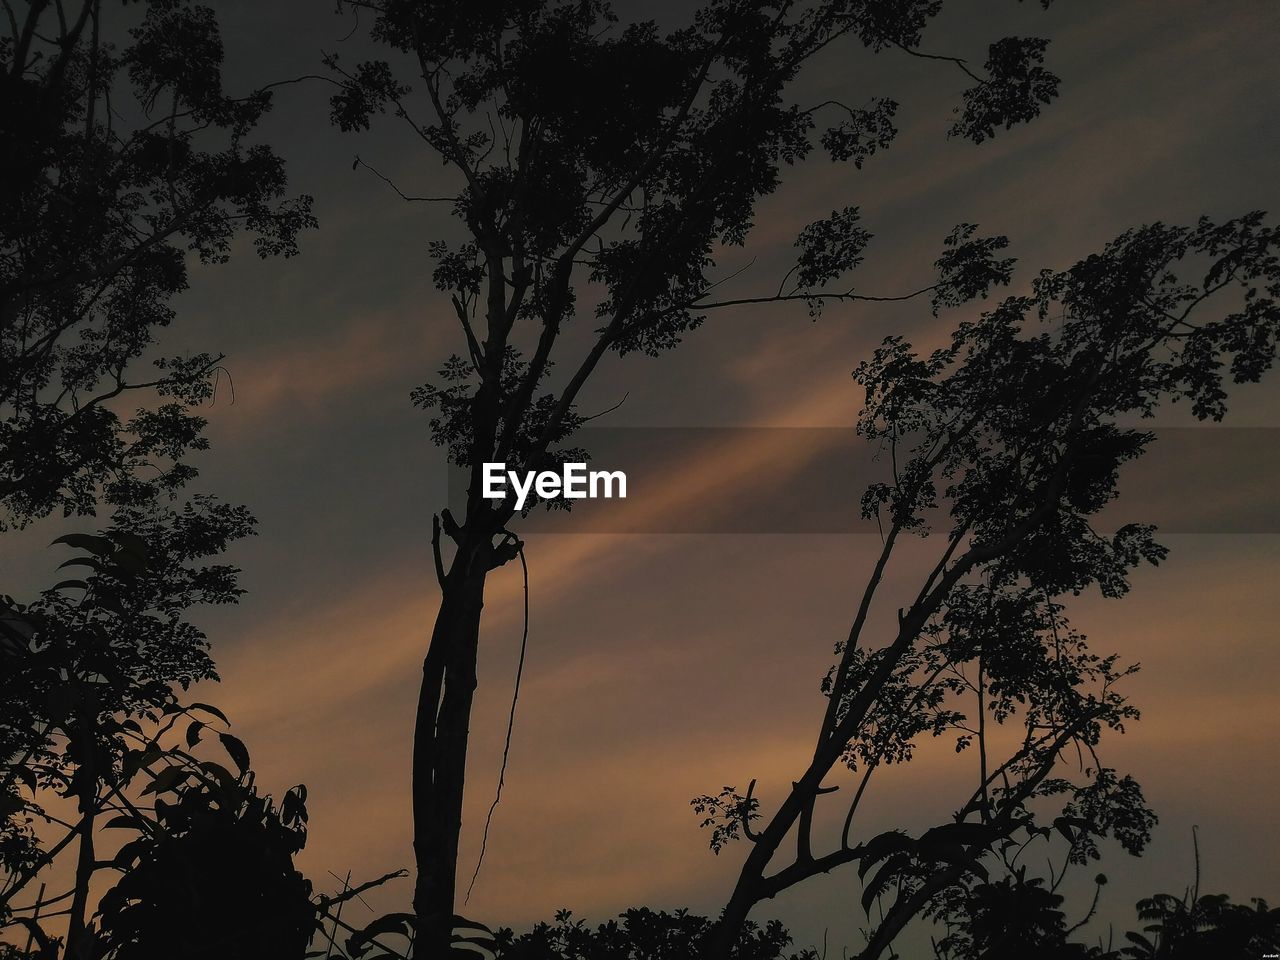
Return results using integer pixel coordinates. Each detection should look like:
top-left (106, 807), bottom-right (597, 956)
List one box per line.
top-left (794, 207), bottom-right (873, 290)
top-left (951, 37), bottom-right (1061, 143)
top-left (0, 511), bottom-right (253, 907)
top-left (1, 687), bottom-right (318, 959)
top-left (411, 348), bottom-right (586, 505)
top-left (96, 763), bottom-right (317, 959)
top-left (819, 98), bottom-right (899, 168)
top-left (1120, 892), bottom-right (1280, 958)
top-left (931, 864), bottom-right (1280, 960)
top-left (932, 872), bottom-right (1096, 960)
top-left (0, 0), bottom-right (314, 529)
top-left (331, 0), bottom-right (1067, 494)
top-left (494, 907), bottom-right (807, 960)
top-left (1, 5), bottom-right (316, 946)
top-left (691, 787), bottom-right (761, 855)
top-left (697, 213), bottom-right (1280, 957)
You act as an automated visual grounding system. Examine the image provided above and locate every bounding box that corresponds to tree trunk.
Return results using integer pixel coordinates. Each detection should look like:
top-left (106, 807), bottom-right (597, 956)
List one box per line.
top-left (67, 701), bottom-right (98, 960)
top-left (703, 785), bottom-right (806, 960)
top-left (412, 552), bottom-right (488, 956)
top-left (706, 877), bottom-right (763, 960)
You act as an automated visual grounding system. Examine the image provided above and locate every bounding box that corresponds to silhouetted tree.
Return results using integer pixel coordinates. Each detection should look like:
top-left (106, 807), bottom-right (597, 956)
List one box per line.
top-left (329, 1), bottom-right (1069, 948)
top-left (1118, 892), bottom-right (1280, 959)
top-left (931, 870), bottom-right (1100, 960)
top-left (95, 759), bottom-right (317, 959)
top-left (0, 0), bottom-right (313, 529)
top-left (2, 4), bottom-right (316, 954)
top-left (929, 844), bottom-right (1280, 960)
top-left (0, 522), bottom-right (254, 955)
top-left (494, 907), bottom-right (806, 960)
top-left (695, 214), bottom-right (1280, 958)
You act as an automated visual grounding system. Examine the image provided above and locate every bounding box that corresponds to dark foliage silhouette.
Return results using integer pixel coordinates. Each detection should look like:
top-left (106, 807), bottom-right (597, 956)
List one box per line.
top-left (697, 213), bottom-right (1280, 958)
top-left (0, 0), bottom-right (313, 529)
top-left (95, 767), bottom-right (316, 959)
top-left (930, 854), bottom-right (1280, 960)
top-left (330, 0), bottom-right (1069, 947)
top-left (0, 528), bottom-right (328, 959)
top-left (1, 2), bottom-right (1274, 958)
top-left (493, 908), bottom-right (805, 960)
top-left (932, 871), bottom-right (1099, 960)
top-left (2, 2), bottom-right (317, 955)
top-left (0, 523), bottom-right (251, 948)
top-left (1118, 893), bottom-right (1280, 958)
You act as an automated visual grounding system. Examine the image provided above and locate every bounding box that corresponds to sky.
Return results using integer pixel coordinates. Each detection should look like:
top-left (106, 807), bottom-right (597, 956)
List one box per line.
top-left (6, 0), bottom-right (1280, 954)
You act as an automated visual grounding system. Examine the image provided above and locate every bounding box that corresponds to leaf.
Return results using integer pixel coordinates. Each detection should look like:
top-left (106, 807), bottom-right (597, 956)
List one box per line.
top-left (346, 913), bottom-right (416, 958)
top-left (861, 851), bottom-right (911, 914)
top-left (927, 846), bottom-right (990, 881)
top-left (51, 579), bottom-right (89, 592)
top-left (189, 702), bottom-right (229, 725)
top-left (857, 829), bottom-right (912, 879)
top-left (56, 557), bottom-right (100, 572)
top-left (141, 765), bottom-right (189, 796)
top-left (218, 732), bottom-right (250, 775)
top-left (186, 720), bottom-right (204, 748)
top-left (282, 785), bottom-right (308, 825)
top-left (918, 820), bottom-right (995, 849)
top-left (52, 534), bottom-right (113, 556)
top-left (198, 760), bottom-right (239, 795)
top-left (1125, 931), bottom-right (1155, 949)
top-left (112, 837), bottom-right (149, 870)
top-left (12, 765), bottom-right (36, 793)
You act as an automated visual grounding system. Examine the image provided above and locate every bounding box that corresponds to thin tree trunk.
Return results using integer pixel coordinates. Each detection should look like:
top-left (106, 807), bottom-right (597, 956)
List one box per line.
top-left (67, 702), bottom-right (98, 960)
top-left (708, 873), bottom-right (765, 959)
top-left (412, 554), bottom-right (488, 956)
top-left (704, 771), bottom-right (816, 960)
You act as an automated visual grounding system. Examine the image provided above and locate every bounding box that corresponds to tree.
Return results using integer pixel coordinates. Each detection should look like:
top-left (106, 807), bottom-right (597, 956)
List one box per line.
top-left (0, 522), bottom-right (253, 955)
top-left (1119, 892), bottom-right (1280, 958)
top-left (2, 2), bottom-right (315, 953)
top-left (0, 525), bottom-right (370, 959)
top-left (329, 1), bottom-right (1069, 949)
top-left (94, 749), bottom-right (318, 959)
top-left (494, 907), bottom-right (805, 960)
top-left (928, 843), bottom-right (1280, 959)
top-left (1, 0), bottom-right (313, 529)
top-left (930, 870), bottom-right (1101, 960)
top-left (694, 213), bottom-right (1280, 958)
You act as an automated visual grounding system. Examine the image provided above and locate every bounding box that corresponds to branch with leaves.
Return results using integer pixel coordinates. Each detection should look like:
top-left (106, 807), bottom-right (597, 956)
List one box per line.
top-left (697, 213), bottom-right (1280, 959)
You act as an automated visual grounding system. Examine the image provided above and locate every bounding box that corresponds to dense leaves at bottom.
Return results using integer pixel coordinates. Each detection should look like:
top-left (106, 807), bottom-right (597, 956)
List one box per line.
top-left (95, 778), bottom-right (317, 959)
top-left (931, 872), bottom-right (1280, 960)
top-left (492, 908), bottom-right (804, 960)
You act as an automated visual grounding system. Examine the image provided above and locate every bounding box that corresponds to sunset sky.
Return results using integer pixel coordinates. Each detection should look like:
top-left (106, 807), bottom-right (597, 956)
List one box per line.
top-left (6, 0), bottom-right (1279, 953)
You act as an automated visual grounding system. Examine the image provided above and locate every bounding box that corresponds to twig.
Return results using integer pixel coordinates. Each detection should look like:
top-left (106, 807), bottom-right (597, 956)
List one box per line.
top-left (323, 871), bottom-right (350, 959)
top-left (353, 156), bottom-right (456, 203)
top-left (579, 391), bottom-right (629, 423)
top-left (889, 39), bottom-right (985, 85)
top-left (316, 868), bottom-right (408, 911)
top-left (22, 883), bottom-right (44, 954)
